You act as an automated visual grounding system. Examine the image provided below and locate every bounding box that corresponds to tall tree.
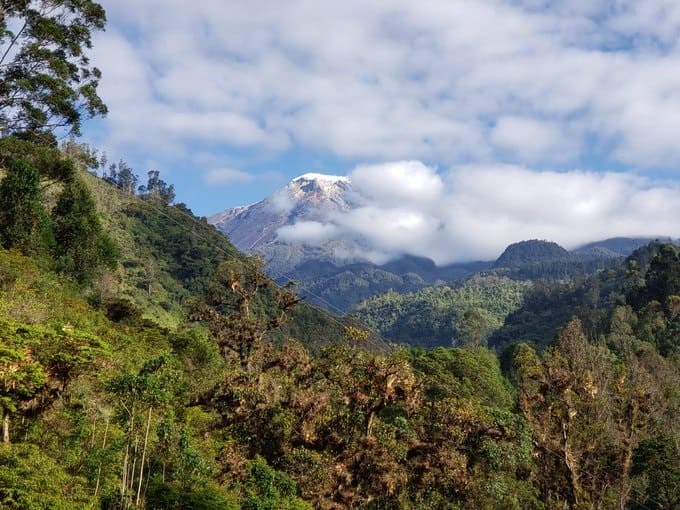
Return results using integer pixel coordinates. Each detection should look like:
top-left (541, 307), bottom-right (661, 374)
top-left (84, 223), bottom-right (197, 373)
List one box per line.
top-left (512, 318), bottom-right (657, 508)
top-left (138, 170), bottom-right (175, 205)
top-left (52, 175), bottom-right (117, 283)
top-left (104, 158), bottom-right (138, 194)
top-left (189, 257), bottom-right (299, 370)
top-left (0, 0), bottom-right (107, 136)
top-left (0, 155), bottom-right (51, 253)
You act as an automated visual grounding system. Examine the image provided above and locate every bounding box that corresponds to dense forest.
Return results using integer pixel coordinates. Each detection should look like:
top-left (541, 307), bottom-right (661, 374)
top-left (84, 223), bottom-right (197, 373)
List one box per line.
top-left (1, 2), bottom-right (679, 509)
top-left (353, 275), bottom-right (531, 348)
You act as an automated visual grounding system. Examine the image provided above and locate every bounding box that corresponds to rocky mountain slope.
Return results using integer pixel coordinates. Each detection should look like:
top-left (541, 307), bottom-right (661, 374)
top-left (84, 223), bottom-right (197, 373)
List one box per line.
top-left (209, 173), bottom-right (362, 274)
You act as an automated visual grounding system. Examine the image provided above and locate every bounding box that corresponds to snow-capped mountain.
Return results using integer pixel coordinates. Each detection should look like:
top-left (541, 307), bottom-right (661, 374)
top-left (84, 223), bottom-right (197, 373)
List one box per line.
top-left (209, 173), bottom-right (668, 313)
top-left (208, 173), bottom-right (366, 273)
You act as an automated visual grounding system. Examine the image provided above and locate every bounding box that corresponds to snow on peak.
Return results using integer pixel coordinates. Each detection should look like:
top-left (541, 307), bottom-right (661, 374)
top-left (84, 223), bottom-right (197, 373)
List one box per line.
top-left (293, 173), bottom-right (349, 184)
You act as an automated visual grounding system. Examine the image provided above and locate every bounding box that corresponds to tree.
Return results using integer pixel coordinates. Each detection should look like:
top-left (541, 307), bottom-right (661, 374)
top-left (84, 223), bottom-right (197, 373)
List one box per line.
top-left (632, 435), bottom-right (680, 509)
top-left (0, 0), bottom-right (107, 136)
top-left (139, 170), bottom-right (175, 205)
top-left (0, 340), bottom-right (45, 443)
top-left (512, 318), bottom-right (658, 508)
top-left (454, 307), bottom-right (499, 347)
top-left (0, 134), bottom-right (75, 181)
top-left (104, 159), bottom-right (138, 194)
top-left (0, 319), bottom-right (107, 444)
top-left (52, 175), bottom-right (117, 283)
top-left (189, 257), bottom-right (299, 371)
top-left (0, 155), bottom-right (52, 253)
top-left (106, 355), bottom-right (178, 508)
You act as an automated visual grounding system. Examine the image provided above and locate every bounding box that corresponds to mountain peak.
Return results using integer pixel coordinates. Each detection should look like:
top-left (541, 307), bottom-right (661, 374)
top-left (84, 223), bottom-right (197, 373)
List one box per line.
top-left (293, 172), bottom-right (349, 184)
top-left (285, 172), bottom-right (354, 207)
top-left (209, 171), bottom-right (358, 270)
top-left (494, 239), bottom-right (570, 268)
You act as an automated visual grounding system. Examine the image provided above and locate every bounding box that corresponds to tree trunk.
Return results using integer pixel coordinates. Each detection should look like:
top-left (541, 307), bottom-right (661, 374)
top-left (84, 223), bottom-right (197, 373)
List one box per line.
top-left (563, 422), bottom-right (583, 506)
top-left (366, 410), bottom-right (376, 437)
top-left (136, 407), bottom-right (153, 507)
top-left (617, 399), bottom-right (641, 510)
top-left (2, 409), bottom-right (9, 443)
top-left (121, 404), bottom-right (135, 506)
top-left (90, 415), bottom-right (98, 447)
top-left (94, 415), bottom-right (110, 498)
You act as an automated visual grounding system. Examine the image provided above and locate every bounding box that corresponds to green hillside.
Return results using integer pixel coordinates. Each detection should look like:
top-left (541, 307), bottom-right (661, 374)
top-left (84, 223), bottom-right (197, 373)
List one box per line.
top-left (81, 168), bottom-right (364, 351)
top-left (353, 275), bottom-right (531, 348)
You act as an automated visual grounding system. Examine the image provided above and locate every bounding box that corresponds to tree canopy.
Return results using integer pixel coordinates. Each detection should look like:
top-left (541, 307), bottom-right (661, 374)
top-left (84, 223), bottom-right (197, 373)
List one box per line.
top-left (0, 0), bottom-right (107, 136)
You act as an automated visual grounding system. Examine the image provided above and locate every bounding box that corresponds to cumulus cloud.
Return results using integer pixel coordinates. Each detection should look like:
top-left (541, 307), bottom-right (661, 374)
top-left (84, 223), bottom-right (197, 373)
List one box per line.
top-left (203, 168), bottom-right (254, 185)
top-left (276, 162), bottom-right (680, 264)
top-left (277, 221), bottom-right (340, 244)
top-left (93, 0), bottom-right (680, 171)
top-left (268, 189), bottom-right (296, 214)
top-left (349, 161), bottom-right (443, 206)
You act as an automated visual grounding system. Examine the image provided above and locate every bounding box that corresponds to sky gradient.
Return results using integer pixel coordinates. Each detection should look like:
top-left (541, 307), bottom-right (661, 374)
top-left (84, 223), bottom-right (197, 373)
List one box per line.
top-left (83, 1), bottom-right (680, 258)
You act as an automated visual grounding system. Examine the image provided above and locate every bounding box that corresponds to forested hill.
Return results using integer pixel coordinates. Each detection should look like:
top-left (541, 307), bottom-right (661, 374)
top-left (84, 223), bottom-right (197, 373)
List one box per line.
top-left (495, 239), bottom-right (571, 268)
top-left (82, 167), bottom-right (364, 350)
top-left (353, 275), bottom-right (531, 348)
top-left (492, 239), bottom-right (623, 280)
top-left (491, 241), bottom-right (680, 351)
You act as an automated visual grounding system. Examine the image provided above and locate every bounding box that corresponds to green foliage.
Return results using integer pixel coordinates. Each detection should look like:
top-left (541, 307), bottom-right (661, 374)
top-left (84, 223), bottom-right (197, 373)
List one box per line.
top-left (409, 347), bottom-right (515, 409)
top-left (491, 262), bottom-right (630, 350)
top-left (631, 435), bottom-right (680, 509)
top-left (52, 176), bottom-right (118, 283)
top-left (0, 317), bottom-right (108, 443)
top-left (455, 306), bottom-right (500, 347)
top-left (0, 443), bottom-right (91, 508)
top-left (0, 131), bottom-right (678, 510)
top-left (241, 456), bottom-right (311, 510)
top-left (146, 480), bottom-right (238, 510)
top-left (276, 303), bottom-right (383, 352)
top-left (0, 156), bottom-right (52, 254)
top-left (354, 275), bottom-right (530, 347)
top-left (628, 244), bottom-right (680, 315)
top-left (189, 257), bottom-right (299, 369)
top-left (0, 249), bottom-right (110, 329)
top-left (138, 169), bottom-right (176, 205)
top-left (102, 158), bottom-right (138, 194)
top-left (0, 0), bottom-right (107, 136)
top-left (0, 139), bottom-right (117, 286)
top-left (169, 327), bottom-right (224, 394)
top-left (511, 317), bottom-right (677, 509)
top-left (92, 182), bottom-right (243, 325)
top-left (0, 136), bottom-right (75, 182)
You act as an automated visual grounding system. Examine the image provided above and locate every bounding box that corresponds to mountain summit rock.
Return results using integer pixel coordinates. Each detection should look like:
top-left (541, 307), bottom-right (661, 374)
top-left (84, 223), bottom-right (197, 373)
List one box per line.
top-left (208, 173), bottom-right (362, 273)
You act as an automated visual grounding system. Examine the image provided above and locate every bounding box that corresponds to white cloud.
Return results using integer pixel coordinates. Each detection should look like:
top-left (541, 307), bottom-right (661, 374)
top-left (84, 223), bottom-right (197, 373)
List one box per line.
top-left (274, 162), bottom-right (680, 264)
top-left (92, 0), bottom-right (680, 171)
top-left (268, 189), bottom-right (296, 214)
top-left (349, 161), bottom-right (443, 206)
top-left (203, 168), bottom-right (254, 185)
top-left (277, 221), bottom-right (340, 244)
top-left (491, 117), bottom-right (576, 162)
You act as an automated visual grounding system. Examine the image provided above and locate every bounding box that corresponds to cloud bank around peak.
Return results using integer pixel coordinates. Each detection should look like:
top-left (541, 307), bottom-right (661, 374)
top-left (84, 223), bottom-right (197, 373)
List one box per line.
top-left (276, 162), bottom-right (680, 264)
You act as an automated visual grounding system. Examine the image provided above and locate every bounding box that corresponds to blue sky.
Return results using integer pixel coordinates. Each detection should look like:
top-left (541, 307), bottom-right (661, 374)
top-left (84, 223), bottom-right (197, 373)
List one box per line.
top-left (82, 0), bottom-right (680, 253)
